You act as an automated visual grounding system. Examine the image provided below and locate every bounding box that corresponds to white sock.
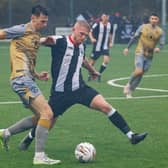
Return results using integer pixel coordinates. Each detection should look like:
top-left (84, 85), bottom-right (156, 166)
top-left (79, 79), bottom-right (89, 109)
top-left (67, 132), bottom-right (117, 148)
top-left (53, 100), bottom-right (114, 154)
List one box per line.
top-left (34, 152), bottom-right (45, 158)
top-left (102, 62), bottom-right (107, 67)
top-left (4, 129), bottom-right (11, 137)
top-left (107, 108), bottom-right (116, 117)
top-left (126, 131), bottom-right (134, 139)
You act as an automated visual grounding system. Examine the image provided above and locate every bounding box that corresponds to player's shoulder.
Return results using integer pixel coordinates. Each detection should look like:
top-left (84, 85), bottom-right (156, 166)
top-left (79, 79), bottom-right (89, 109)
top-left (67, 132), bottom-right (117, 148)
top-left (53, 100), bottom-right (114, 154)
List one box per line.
top-left (156, 25), bottom-right (163, 33)
top-left (92, 22), bottom-right (98, 29)
top-left (143, 24), bottom-right (163, 36)
top-left (141, 23), bottom-right (151, 31)
top-left (4, 24), bottom-right (26, 32)
top-left (3, 23), bottom-right (27, 39)
top-left (141, 23), bottom-right (149, 28)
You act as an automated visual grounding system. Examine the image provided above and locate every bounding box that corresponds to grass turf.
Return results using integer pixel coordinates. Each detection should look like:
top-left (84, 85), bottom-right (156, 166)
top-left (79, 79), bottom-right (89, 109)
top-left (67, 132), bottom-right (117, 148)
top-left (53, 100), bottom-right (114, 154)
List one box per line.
top-left (0, 42), bottom-right (168, 168)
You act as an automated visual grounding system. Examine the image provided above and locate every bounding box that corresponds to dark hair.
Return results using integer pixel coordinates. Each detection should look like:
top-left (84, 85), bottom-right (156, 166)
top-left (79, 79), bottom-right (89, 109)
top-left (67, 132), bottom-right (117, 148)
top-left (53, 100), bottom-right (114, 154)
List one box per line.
top-left (32, 5), bottom-right (48, 16)
top-left (151, 12), bottom-right (159, 17)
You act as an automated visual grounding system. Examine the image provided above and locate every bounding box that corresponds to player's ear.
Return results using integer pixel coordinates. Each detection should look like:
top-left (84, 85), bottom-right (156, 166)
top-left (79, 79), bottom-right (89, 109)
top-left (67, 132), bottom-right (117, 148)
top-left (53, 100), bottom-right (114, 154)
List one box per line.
top-left (31, 15), bottom-right (34, 21)
top-left (31, 15), bottom-right (36, 21)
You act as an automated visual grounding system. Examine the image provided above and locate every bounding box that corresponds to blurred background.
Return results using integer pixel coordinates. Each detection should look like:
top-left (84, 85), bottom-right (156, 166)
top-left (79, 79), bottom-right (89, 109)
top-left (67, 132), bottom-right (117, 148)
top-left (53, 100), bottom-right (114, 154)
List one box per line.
top-left (0, 0), bottom-right (167, 43)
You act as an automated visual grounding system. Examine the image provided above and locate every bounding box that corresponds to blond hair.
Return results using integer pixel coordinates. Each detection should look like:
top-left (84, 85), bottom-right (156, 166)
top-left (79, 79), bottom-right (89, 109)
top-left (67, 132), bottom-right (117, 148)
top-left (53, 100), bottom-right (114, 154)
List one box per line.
top-left (74, 20), bottom-right (90, 32)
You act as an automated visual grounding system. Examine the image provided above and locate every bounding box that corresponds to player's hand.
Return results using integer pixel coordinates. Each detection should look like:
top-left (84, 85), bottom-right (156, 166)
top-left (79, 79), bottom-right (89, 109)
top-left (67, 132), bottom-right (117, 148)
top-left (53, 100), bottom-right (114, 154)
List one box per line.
top-left (91, 38), bottom-right (97, 44)
top-left (40, 36), bottom-right (55, 45)
top-left (109, 42), bottom-right (113, 48)
top-left (37, 71), bottom-right (50, 81)
top-left (154, 47), bottom-right (160, 53)
top-left (90, 71), bottom-right (100, 80)
top-left (123, 48), bottom-right (129, 56)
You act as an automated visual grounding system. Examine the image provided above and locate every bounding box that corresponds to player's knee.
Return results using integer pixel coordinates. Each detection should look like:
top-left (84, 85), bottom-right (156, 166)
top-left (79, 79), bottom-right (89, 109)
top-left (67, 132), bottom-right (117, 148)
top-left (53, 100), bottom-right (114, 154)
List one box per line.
top-left (134, 69), bottom-right (144, 76)
top-left (40, 105), bottom-right (54, 120)
top-left (99, 103), bottom-right (112, 113)
top-left (90, 60), bottom-right (95, 66)
top-left (103, 56), bottom-right (110, 64)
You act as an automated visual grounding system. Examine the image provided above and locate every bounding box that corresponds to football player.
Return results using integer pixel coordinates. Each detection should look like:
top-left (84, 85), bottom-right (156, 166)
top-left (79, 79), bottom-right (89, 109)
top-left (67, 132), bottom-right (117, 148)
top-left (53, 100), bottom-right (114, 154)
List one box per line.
top-left (123, 13), bottom-right (164, 98)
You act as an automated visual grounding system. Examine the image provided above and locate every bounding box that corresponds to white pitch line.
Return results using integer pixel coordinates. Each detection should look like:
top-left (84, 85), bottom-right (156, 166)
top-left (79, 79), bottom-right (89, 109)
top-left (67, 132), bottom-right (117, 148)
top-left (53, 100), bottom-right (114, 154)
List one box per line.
top-left (107, 74), bottom-right (168, 93)
top-left (0, 74), bottom-right (168, 105)
top-left (105, 94), bottom-right (168, 100)
top-left (0, 101), bottom-right (21, 105)
top-left (0, 94), bottom-right (168, 105)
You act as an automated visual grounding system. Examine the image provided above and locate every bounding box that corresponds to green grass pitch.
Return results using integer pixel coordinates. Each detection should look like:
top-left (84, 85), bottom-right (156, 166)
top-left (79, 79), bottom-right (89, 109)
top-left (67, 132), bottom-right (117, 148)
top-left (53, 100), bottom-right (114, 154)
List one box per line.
top-left (0, 42), bottom-right (168, 168)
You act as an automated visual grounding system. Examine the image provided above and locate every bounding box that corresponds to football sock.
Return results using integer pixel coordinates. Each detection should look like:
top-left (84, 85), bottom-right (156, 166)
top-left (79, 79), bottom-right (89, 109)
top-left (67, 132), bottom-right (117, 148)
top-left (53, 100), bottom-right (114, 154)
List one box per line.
top-left (108, 110), bottom-right (131, 134)
top-left (8, 116), bottom-right (35, 135)
top-left (35, 119), bottom-right (51, 153)
top-left (99, 63), bottom-right (107, 74)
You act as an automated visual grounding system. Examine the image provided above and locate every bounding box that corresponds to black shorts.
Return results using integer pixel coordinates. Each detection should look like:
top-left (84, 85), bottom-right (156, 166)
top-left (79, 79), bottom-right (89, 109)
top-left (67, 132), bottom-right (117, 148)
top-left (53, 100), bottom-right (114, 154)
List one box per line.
top-left (48, 85), bottom-right (99, 117)
top-left (91, 50), bottom-right (110, 60)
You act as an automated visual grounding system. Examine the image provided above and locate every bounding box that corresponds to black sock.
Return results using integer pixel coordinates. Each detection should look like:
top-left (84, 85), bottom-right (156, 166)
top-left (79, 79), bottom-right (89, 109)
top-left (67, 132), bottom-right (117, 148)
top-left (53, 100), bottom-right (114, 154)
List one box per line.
top-left (99, 64), bottom-right (106, 74)
top-left (108, 111), bottom-right (130, 134)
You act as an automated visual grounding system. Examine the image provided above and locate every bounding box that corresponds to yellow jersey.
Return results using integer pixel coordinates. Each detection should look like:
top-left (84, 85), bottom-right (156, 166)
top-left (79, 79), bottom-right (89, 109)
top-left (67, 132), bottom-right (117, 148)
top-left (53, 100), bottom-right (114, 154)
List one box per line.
top-left (3, 22), bottom-right (41, 79)
top-left (135, 23), bottom-right (163, 57)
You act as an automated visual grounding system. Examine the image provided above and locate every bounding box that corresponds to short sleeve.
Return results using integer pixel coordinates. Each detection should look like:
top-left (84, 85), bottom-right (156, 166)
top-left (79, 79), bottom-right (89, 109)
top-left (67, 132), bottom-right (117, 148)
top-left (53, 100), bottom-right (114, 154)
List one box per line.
top-left (3, 24), bottom-right (26, 39)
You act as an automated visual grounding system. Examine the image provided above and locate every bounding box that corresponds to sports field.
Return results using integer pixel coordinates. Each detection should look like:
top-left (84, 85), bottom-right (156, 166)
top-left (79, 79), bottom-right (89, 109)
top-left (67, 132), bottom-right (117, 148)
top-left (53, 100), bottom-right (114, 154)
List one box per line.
top-left (0, 42), bottom-right (168, 168)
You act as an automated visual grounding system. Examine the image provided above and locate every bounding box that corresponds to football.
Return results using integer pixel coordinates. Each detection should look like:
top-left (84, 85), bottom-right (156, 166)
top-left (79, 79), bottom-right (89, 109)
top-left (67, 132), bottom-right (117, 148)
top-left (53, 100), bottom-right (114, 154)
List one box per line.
top-left (74, 142), bottom-right (96, 163)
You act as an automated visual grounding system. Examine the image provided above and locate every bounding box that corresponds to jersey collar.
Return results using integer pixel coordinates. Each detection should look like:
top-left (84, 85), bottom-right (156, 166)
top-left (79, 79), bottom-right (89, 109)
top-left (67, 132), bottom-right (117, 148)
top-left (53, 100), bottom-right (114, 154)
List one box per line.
top-left (69, 35), bottom-right (79, 47)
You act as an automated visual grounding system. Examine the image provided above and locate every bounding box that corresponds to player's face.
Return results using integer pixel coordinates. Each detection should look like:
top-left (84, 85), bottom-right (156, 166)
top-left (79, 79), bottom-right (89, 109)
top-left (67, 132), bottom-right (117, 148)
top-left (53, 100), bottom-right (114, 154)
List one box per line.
top-left (73, 25), bottom-right (89, 44)
top-left (31, 14), bottom-right (48, 31)
top-left (101, 14), bottom-right (109, 23)
top-left (149, 16), bottom-right (159, 26)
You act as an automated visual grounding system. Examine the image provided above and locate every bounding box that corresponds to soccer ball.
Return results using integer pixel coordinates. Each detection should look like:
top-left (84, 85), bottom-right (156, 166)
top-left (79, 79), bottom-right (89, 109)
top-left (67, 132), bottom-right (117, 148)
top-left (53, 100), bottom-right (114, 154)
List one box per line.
top-left (74, 142), bottom-right (96, 163)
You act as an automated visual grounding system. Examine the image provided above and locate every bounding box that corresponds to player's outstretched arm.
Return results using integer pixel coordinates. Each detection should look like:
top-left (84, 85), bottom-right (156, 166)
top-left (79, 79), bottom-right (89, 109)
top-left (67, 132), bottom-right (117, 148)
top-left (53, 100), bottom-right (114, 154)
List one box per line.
top-left (40, 36), bottom-right (56, 45)
top-left (0, 30), bottom-right (6, 39)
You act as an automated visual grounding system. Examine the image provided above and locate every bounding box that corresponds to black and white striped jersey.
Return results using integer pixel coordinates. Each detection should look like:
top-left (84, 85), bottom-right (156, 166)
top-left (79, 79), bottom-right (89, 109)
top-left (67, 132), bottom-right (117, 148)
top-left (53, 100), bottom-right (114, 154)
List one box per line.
top-left (91, 22), bottom-right (113, 52)
top-left (49, 35), bottom-right (86, 92)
